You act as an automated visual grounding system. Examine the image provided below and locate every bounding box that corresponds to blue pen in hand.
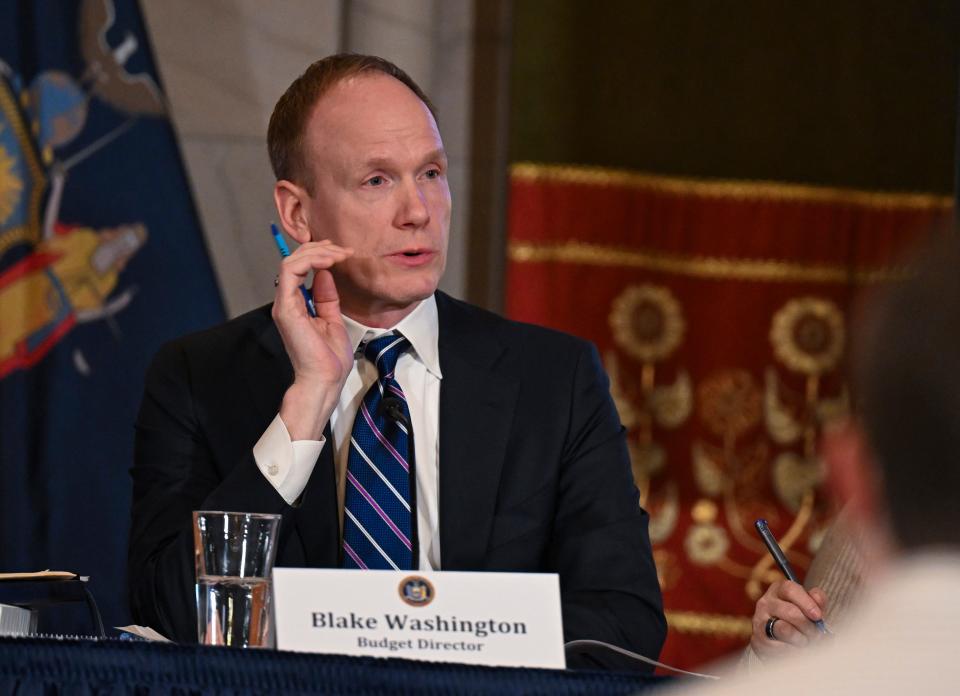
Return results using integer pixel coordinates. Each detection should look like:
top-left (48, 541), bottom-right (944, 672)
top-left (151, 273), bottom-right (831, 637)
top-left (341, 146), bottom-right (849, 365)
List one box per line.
top-left (270, 223), bottom-right (317, 318)
top-left (755, 519), bottom-right (831, 635)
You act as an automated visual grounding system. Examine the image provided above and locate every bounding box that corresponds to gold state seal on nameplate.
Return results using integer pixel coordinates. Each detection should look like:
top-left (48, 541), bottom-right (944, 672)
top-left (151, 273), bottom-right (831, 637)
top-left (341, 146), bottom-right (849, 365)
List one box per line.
top-left (398, 576), bottom-right (435, 607)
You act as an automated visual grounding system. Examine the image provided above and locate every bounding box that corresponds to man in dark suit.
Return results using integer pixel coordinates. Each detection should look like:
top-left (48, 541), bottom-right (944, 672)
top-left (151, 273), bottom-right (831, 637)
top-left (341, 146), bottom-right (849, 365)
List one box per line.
top-left (128, 54), bottom-right (665, 669)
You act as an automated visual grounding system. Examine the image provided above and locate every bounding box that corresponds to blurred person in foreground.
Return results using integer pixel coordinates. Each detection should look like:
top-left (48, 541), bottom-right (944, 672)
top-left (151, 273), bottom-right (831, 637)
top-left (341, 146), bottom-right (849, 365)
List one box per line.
top-left (674, 231), bottom-right (960, 694)
top-left (127, 53), bottom-right (665, 668)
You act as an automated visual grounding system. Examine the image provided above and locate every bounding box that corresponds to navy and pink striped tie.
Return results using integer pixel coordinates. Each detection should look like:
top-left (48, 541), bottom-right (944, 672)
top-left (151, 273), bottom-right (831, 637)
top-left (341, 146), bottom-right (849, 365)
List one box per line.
top-left (341, 333), bottom-right (414, 570)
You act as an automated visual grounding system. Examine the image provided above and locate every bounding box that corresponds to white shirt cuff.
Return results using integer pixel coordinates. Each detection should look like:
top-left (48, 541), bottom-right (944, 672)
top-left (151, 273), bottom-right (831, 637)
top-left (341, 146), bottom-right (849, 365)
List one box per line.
top-left (253, 414), bottom-right (325, 505)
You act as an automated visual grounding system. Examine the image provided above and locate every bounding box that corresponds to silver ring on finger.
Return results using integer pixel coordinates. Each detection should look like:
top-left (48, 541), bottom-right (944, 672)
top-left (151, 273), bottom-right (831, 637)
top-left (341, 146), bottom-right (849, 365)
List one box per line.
top-left (765, 617), bottom-right (780, 641)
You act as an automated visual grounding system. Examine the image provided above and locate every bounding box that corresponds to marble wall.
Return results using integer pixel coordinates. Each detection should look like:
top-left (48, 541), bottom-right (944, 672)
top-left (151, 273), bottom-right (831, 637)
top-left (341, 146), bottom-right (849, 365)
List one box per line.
top-left (142, 0), bottom-right (474, 318)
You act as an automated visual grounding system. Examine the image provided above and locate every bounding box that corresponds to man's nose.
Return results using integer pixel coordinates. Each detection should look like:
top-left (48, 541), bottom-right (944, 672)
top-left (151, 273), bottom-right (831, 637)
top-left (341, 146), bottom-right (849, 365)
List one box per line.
top-left (395, 180), bottom-right (430, 229)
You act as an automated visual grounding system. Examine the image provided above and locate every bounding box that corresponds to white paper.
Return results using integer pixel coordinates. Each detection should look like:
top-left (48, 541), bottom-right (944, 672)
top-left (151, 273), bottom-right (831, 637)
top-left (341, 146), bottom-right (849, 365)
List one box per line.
top-left (115, 625), bottom-right (173, 642)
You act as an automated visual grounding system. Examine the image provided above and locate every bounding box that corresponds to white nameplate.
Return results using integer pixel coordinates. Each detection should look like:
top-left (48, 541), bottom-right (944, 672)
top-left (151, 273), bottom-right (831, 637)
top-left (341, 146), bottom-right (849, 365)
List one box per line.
top-left (272, 568), bottom-right (565, 669)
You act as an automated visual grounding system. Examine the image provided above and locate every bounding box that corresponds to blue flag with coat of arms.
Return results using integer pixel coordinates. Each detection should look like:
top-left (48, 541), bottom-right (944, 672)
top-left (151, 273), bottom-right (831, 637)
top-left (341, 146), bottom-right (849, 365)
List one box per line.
top-left (0, 0), bottom-right (224, 633)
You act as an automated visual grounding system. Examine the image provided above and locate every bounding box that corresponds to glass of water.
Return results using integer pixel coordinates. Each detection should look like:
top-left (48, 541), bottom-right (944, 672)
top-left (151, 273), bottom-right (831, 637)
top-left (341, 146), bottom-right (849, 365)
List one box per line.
top-left (193, 510), bottom-right (281, 648)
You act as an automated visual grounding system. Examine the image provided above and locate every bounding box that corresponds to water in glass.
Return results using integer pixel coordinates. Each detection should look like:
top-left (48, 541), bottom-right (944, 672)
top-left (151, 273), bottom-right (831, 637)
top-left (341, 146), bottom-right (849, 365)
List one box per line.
top-left (197, 574), bottom-right (271, 647)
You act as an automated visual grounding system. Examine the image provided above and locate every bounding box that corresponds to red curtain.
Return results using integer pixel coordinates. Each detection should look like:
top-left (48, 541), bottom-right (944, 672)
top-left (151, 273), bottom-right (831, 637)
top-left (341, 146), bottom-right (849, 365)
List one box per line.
top-left (504, 162), bottom-right (953, 669)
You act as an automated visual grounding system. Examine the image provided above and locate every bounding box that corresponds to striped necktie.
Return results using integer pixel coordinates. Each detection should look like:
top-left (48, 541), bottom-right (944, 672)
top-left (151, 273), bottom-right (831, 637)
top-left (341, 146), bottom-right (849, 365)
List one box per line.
top-left (341, 333), bottom-right (414, 570)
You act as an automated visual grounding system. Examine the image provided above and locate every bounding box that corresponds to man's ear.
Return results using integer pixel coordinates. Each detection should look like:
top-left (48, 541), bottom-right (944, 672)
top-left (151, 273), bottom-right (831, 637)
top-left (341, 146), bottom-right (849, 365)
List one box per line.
top-left (274, 179), bottom-right (312, 244)
top-left (821, 419), bottom-right (882, 528)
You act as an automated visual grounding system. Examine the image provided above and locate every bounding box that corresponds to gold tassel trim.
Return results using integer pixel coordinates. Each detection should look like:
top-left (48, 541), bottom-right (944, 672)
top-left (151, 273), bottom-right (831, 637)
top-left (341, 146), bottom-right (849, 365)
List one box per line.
top-left (509, 240), bottom-right (908, 285)
top-left (511, 161), bottom-right (954, 211)
top-left (666, 610), bottom-right (753, 638)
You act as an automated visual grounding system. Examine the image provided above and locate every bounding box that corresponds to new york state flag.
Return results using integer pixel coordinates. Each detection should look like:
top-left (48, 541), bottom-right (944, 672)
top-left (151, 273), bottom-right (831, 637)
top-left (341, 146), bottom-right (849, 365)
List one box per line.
top-left (0, 0), bottom-right (224, 633)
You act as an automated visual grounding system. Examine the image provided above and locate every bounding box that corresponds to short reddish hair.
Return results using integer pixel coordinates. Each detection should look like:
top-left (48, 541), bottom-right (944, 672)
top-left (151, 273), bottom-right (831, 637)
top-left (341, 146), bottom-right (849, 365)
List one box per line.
top-left (267, 53), bottom-right (437, 189)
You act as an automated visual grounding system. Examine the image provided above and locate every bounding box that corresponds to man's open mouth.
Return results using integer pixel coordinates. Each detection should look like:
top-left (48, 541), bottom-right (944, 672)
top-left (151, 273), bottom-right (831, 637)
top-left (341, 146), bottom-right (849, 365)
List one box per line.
top-left (393, 248), bottom-right (432, 257)
top-left (389, 249), bottom-right (435, 265)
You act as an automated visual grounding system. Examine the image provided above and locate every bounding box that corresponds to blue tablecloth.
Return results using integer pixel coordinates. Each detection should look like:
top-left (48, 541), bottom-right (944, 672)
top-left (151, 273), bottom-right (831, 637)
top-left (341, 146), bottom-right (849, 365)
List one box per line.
top-left (0, 637), bottom-right (669, 694)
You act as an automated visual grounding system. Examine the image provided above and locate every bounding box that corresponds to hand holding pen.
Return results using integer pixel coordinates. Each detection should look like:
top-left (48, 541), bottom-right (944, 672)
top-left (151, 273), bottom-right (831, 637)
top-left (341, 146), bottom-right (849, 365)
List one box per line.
top-left (270, 222), bottom-right (355, 441)
top-left (751, 519), bottom-right (831, 658)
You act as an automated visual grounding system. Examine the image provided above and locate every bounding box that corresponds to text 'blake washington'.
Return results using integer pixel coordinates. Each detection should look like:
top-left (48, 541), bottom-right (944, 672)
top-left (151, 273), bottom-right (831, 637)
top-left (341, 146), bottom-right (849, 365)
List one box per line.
top-left (311, 611), bottom-right (528, 638)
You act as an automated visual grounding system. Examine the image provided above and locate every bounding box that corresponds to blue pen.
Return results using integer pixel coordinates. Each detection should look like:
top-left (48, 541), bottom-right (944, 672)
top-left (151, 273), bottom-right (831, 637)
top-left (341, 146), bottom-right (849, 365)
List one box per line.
top-left (270, 223), bottom-right (317, 318)
top-left (755, 519), bottom-right (831, 635)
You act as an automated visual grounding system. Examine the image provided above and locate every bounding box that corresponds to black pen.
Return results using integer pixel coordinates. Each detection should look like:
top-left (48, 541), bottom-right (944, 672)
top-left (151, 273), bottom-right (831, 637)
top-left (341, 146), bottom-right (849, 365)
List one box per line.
top-left (755, 519), bottom-right (830, 634)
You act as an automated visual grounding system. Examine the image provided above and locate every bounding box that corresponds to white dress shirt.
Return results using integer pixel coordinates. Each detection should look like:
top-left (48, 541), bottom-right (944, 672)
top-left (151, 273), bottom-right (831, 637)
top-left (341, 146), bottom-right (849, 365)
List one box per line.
top-left (253, 296), bottom-right (442, 570)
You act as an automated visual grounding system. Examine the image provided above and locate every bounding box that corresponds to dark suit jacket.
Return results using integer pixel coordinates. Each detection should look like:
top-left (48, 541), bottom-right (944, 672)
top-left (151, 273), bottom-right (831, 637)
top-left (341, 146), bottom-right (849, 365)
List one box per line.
top-left (129, 291), bottom-right (666, 669)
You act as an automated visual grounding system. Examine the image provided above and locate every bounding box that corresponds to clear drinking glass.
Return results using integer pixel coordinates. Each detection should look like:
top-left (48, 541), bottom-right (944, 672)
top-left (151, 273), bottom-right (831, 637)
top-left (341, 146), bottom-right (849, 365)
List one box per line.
top-left (193, 510), bottom-right (281, 648)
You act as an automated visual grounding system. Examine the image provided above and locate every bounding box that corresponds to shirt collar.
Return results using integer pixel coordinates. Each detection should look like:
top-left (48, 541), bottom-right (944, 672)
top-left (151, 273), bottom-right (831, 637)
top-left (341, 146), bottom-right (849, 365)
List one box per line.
top-left (342, 295), bottom-right (442, 379)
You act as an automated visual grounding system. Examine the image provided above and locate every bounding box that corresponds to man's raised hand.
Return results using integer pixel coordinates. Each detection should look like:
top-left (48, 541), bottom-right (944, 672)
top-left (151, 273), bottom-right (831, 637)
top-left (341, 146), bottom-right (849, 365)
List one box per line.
top-left (273, 240), bottom-right (354, 441)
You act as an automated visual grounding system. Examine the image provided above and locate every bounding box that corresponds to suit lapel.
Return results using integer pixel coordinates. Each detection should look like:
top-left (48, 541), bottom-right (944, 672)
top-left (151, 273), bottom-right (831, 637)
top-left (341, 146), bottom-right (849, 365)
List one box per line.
top-left (244, 308), bottom-right (293, 426)
top-left (242, 307), bottom-right (340, 567)
top-left (436, 293), bottom-right (518, 569)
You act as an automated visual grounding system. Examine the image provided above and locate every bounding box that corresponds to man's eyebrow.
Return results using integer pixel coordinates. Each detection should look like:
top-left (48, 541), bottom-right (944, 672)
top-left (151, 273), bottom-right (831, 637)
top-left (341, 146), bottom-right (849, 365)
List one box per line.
top-left (422, 149), bottom-right (448, 165)
top-left (359, 149), bottom-right (448, 170)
